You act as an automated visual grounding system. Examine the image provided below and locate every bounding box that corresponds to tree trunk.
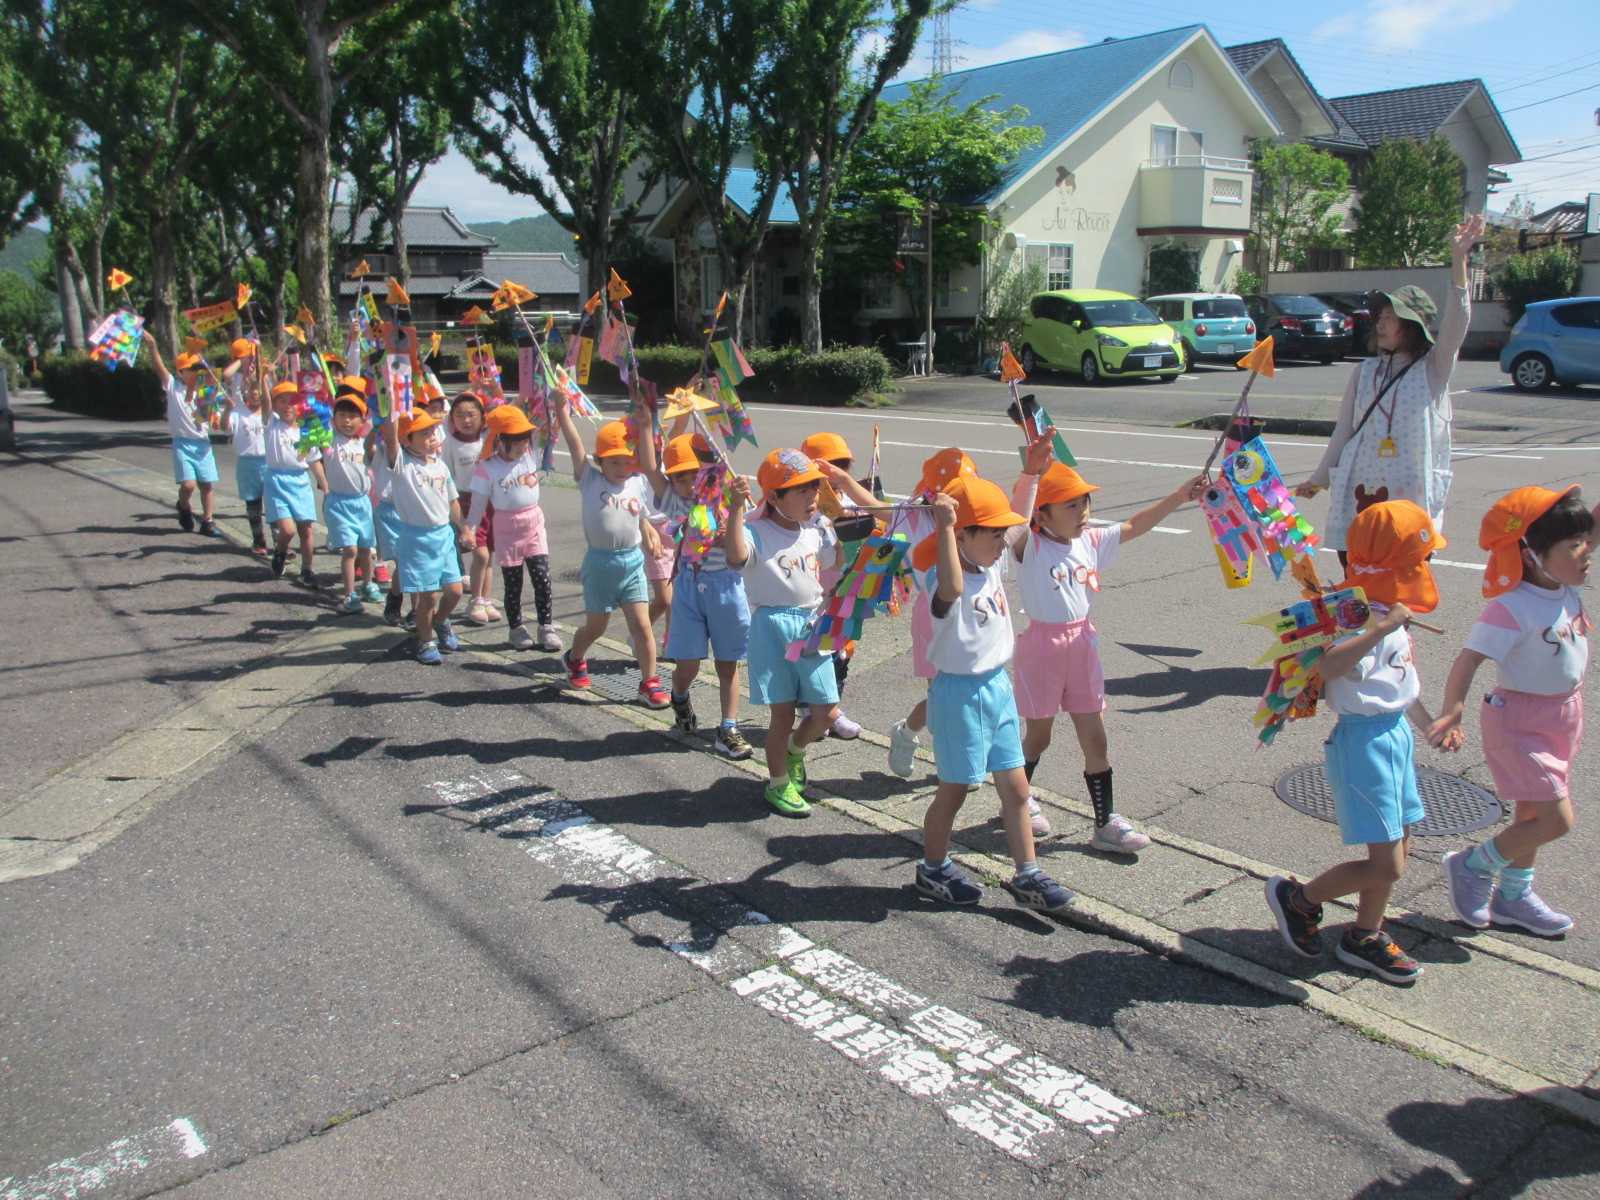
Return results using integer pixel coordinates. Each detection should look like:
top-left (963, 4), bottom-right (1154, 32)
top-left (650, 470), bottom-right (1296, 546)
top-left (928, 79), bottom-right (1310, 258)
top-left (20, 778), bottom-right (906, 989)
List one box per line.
top-left (54, 248), bottom-right (83, 350)
top-left (149, 209), bottom-right (178, 357)
top-left (389, 124), bottom-right (410, 288)
top-left (295, 123), bottom-right (333, 331)
top-left (800, 224), bottom-right (823, 355)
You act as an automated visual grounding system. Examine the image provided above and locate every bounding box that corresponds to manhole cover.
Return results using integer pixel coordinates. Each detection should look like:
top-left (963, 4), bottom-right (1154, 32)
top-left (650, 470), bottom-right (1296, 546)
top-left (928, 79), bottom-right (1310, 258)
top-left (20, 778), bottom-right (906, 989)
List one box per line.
top-left (1274, 764), bottom-right (1504, 836)
top-left (585, 662), bottom-right (715, 704)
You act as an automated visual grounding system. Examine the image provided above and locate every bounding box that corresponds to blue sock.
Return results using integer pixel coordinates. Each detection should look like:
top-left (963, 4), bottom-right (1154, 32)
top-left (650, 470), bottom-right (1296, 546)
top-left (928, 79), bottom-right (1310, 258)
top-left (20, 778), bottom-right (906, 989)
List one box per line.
top-left (1500, 867), bottom-right (1535, 900)
top-left (921, 857), bottom-right (952, 873)
top-left (671, 691), bottom-right (689, 704)
top-left (720, 718), bottom-right (737, 730)
top-left (1014, 860), bottom-right (1041, 878)
top-left (1466, 839), bottom-right (1510, 877)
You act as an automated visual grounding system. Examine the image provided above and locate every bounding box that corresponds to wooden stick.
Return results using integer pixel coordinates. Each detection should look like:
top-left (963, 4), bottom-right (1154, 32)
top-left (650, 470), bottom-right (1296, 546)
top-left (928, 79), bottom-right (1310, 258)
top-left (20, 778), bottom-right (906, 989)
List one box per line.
top-left (1408, 617), bottom-right (1445, 634)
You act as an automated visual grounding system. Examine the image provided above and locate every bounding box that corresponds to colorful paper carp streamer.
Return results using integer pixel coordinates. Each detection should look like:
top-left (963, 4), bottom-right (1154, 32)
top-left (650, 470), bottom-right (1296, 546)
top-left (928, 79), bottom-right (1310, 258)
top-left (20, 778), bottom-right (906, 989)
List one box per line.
top-left (296, 398), bottom-right (335, 457)
top-left (1199, 483), bottom-right (1259, 589)
top-left (785, 533), bottom-right (909, 660)
top-left (676, 463), bottom-right (731, 566)
top-left (1220, 436), bottom-right (1318, 580)
top-left (1245, 587), bottom-right (1374, 746)
top-left (87, 310), bottom-right (145, 370)
top-left (467, 341), bottom-right (507, 404)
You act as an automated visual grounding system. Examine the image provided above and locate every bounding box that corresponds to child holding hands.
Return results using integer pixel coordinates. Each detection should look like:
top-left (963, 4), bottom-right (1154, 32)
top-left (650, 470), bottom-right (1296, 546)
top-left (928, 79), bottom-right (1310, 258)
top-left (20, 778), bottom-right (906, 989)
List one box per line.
top-left (263, 381), bottom-right (327, 586)
top-left (1432, 486), bottom-right (1593, 936)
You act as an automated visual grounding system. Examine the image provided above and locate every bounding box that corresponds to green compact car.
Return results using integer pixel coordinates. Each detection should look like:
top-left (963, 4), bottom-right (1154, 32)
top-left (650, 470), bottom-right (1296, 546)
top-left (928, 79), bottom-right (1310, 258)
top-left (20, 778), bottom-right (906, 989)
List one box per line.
top-left (1017, 289), bottom-right (1184, 384)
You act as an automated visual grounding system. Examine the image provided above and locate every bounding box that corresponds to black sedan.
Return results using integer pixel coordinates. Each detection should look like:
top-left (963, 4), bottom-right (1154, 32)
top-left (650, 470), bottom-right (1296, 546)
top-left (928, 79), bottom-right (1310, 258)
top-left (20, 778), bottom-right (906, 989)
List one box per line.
top-left (1242, 294), bottom-right (1355, 363)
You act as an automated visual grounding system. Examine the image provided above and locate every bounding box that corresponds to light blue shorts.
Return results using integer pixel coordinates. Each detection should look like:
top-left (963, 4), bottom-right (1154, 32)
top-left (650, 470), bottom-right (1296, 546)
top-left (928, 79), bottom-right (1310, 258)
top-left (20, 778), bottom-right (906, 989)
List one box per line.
top-left (666, 567), bottom-right (750, 662)
top-left (927, 666), bottom-right (1026, 786)
top-left (1324, 711), bottom-right (1424, 846)
top-left (263, 467), bottom-right (316, 524)
top-left (171, 436), bottom-right (218, 484)
top-left (323, 490), bottom-right (376, 550)
top-left (581, 545), bottom-right (648, 613)
top-left (747, 606), bottom-right (838, 707)
top-left (375, 500), bottom-right (403, 562)
top-left (235, 454), bottom-right (266, 502)
top-left (397, 521), bottom-right (463, 595)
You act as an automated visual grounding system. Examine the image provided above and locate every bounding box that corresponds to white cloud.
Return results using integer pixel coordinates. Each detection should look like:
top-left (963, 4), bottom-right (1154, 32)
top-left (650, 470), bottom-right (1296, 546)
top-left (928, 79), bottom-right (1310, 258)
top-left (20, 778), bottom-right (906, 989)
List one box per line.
top-left (951, 28), bottom-right (1090, 71)
top-left (1311, 15), bottom-right (1358, 38)
top-left (1318, 0), bottom-right (1519, 57)
top-left (410, 142), bottom-right (554, 225)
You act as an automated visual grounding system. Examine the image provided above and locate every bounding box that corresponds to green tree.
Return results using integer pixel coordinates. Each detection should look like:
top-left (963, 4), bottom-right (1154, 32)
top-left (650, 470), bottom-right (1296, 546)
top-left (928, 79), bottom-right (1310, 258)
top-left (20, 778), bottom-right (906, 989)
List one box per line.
top-left (0, 11), bottom-right (70, 248)
top-left (0, 267), bottom-right (57, 352)
top-left (1250, 141), bottom-right (1349, 273)
top-left (1350, 135), bottom-right (1465, 268)
top-left (1494, 244), bottom-right (1581, 326)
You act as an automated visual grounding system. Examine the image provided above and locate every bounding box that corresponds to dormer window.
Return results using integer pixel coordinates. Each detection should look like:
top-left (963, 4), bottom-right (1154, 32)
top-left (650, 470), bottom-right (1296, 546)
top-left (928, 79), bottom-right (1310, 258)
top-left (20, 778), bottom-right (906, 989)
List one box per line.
top-left (1169, 59), bottom-right (1194, 90)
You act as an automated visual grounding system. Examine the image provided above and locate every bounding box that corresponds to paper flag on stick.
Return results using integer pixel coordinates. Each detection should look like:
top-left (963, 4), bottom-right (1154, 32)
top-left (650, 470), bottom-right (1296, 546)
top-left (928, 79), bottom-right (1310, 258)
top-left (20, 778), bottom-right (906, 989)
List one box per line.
top-left (1237, 338), bottom-right (1275, 377)
top-left (492, 280), bottom-right (536, 311)
top-left (385, 278), bottom-right (411, 307)
top-left (661, 388), bottom-right (719, 420)
top-left (296, 305), bottom-right (316, 327)
top-left (184, 299), bottom-right (237, 334)
top-left (350, 260), bottom-right (372, 277)
top-left (282, 324), bottom-right (306, 344)
top-left (106, 268), bottom-right (133, 291)
top-left (710, 339), bottom-right (752, 386)
top-left (1221, 436), bottom-right (1319, 579)
top-left (462, 305), bottom-right (491, 326)
top-left (236, 282), bottom-right (252, 309)
top-left (427, 331), bottom-right (442, 358)
top-left (607, 269), bottom-right (632, 302)
top-left (998, 343), bottom-right (1026, 383)
top-left (183, 336), bottom-right (207, 353)
top-left (583, 292), bottom-right (602, 315)
top-left (1003, 392), bottom-right (1076, 467)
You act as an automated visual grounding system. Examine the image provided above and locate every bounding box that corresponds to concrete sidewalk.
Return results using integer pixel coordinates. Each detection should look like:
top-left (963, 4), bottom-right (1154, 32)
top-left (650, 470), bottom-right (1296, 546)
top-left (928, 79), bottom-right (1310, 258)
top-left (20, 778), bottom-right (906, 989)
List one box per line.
top-left (6, 423), bottom-right (1598, 1140)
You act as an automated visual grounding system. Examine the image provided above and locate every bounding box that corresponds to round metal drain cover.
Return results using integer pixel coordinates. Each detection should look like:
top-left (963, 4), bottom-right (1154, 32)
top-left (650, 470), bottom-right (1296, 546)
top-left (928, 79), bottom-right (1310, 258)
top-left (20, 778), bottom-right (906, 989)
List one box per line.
top-left (1274, 764), bottom-right (1504, 836)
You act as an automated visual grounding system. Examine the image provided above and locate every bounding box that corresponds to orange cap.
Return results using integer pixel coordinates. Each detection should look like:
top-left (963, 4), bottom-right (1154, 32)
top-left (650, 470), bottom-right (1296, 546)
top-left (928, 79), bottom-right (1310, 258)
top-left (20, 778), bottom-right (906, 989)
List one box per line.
top-left (1035, 463), bottom-right (1098, 508)
top-left (757, 447), bottom-right (826, 496)
top-left (593, 420), bottom-right (634, 459)
top-left (332, 394), bottom-right (367, 416)
top-left (801, 431), bottom-right (852, 463)
top-left (486, 405), bottom-right (535, 437)
top-left (336, 375), bottom-right (369, 397)
top-left (910, 475), bottom-right (1027, 572)
top-left (1479, 485), bottom-right (1579, 598)
top-left (399, 410), bottom-right (440, 439)
top-left (420, 376), bottom-right (446, 401)
top-left (1339, 500), bottom-right (1446, 614)
top-left (917, 447), bottom-right (976, 497)
top-left (664, 432), bottom-right (714, 474)
top-left (230, 338), bottom-right (256, 359)
top-left (270, 381), bottom-right (299, 399)
top-left (175, 352), bottom-right (202, 370)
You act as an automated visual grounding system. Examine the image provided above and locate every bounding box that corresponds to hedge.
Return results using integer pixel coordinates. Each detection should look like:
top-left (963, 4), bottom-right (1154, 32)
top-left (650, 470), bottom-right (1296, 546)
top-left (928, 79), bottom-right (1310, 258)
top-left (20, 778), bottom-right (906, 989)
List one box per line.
top-left (41, 350), bottom-right (164, 420)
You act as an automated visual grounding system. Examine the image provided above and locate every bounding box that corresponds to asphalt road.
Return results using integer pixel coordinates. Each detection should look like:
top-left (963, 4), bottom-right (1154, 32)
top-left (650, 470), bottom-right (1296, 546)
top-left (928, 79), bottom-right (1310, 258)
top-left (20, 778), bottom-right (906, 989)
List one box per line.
top-left (3, 384), bottom-right (1600, 1198)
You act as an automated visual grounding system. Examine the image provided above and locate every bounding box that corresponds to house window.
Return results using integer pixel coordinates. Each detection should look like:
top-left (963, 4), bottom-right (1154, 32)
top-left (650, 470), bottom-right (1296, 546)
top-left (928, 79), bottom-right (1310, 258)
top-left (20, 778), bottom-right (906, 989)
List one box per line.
top-left (860, 272), bottom-right (895, 312)
top-left (1211, 178), bottom-right (1244, 204)
top-left (1023, 243), bottom-right (1071, 291)
top-left (936, 270), bottom-right (951, 311)
top-left (413, 254), bottom-right (439, 274)
top-left (1169, 60), bottom-right (1194, 90)
top-left (699, 253), bottom-right (722, 314)
top-left (1150, 126), bottom-right (1177, 164)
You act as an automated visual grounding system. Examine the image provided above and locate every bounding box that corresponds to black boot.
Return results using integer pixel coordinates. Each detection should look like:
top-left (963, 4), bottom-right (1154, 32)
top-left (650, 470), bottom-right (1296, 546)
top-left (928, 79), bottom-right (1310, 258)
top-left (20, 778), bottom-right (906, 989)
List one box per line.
top-left (246, 500), bottom-right (267, 553)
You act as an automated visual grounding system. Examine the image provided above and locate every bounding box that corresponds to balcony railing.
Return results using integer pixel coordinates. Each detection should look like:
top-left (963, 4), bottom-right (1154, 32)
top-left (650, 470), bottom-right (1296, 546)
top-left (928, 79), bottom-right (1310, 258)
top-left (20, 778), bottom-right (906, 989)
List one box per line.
top-left (1141, 155), bottom-right (1252, 172)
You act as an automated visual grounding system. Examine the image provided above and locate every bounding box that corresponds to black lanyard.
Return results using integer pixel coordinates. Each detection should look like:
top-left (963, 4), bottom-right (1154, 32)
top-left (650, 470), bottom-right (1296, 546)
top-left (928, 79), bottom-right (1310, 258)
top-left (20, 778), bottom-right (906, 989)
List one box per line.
top-left (1351, 358), bottom-right (1417, 439)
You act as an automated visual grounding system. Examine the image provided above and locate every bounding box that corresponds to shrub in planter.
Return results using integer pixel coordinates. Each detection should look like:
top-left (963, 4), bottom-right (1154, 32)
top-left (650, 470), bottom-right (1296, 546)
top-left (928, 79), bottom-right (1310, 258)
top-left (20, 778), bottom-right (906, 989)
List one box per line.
top-left (41, 350), bottom-right (164, 419)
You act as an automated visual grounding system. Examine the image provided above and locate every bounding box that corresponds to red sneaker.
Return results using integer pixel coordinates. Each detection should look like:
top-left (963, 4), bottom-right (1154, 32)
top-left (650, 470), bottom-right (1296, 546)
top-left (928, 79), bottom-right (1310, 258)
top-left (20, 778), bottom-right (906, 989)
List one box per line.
top-left (563, 650), bottom-right (592, 689)
top-left (374, 564), bottom-right (391, 584)
top-left (638, 675), bottom-right (670, 709)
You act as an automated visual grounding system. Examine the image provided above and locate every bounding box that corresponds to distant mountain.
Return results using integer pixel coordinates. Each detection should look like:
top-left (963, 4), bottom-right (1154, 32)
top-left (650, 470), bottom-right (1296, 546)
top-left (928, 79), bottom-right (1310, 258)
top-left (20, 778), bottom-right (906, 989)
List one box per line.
top-left (0, 227), bottom-right (49, 277)
top-left (467, 214), bottom-right (575, 255)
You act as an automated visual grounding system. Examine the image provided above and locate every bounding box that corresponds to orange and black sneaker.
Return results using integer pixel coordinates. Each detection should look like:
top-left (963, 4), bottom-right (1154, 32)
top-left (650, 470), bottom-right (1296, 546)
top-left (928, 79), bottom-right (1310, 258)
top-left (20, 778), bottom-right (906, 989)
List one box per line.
top-left (1336, 928), bottom-right (1422, 985)
top-left (1266, 875), bottom-right (1323, 958)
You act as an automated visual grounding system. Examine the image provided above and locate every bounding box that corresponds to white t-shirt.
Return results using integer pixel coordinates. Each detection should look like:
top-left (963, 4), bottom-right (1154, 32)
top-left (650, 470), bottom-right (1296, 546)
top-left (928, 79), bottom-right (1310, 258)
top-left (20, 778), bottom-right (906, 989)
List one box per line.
top-left (740, 515), bottom-right (840, 610)
top-left (578, 468), bottom-right (653, 550)
top-left (470, 450), bottom-right (542, 513)
top-left (920, 559), bottom-right (1014, 675)
top-left (1463, 582), bottom-right (1589, 695)
top-left (389, 451), bottom-right (457, 527)
top-left (166, 377), bottom-right (208, 441)
top-left (444, 434), bottom-right (486, 493)
top-left (370, 449), bottom-right (393, 504)
top-left (1323, 608), bottom-right (1420, 716)
top-left (227, 386), bottom-right (264, 457)
top-left (264, 415), bottom-right (312, 472)
top-left (321, 433), bottom-right (370, 496)
top-left (1017, 524), bottom-right (1121, 623)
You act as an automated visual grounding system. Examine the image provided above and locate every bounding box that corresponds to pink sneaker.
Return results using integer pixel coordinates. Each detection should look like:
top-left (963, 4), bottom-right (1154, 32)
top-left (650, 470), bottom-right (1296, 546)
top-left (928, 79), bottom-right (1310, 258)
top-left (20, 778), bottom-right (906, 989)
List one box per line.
top-left (829, 711), bottom-right (862, 739)
top-left (1091, 815), bottom-right (1150, 854)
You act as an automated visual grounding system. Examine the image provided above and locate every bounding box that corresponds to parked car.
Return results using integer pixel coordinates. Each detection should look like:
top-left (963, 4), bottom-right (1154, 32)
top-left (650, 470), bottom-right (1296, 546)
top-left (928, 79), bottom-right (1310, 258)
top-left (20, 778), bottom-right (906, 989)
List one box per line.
top-left (1500, 296), bottom-right (1600, 391)
top-left (1241, 294), bottom-right (1354, 362)
top-left (1145, 293), bottom-right (1256, 368)
top-left (1313, 292), bottom-right (1373, 355)
top-left (1018, 289), bottom-right (1184, 384)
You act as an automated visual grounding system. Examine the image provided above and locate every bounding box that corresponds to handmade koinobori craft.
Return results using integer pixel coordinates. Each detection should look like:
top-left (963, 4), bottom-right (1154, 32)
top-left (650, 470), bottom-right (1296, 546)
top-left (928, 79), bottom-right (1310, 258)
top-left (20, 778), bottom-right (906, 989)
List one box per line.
top-left (785, 533), bottom-right (909, 660)
top-left (87, 310), bottom-right (145, 369)
top-left (1245, 587), bottom-right (1374, 746)
top-left (1220, 436), bottom-right (1319, 580)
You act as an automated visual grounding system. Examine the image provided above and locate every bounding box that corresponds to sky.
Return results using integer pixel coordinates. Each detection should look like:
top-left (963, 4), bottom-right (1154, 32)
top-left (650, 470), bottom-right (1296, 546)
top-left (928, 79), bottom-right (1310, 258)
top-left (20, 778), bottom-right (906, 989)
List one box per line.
top-left (414, 0), bottom-right (1600, 226)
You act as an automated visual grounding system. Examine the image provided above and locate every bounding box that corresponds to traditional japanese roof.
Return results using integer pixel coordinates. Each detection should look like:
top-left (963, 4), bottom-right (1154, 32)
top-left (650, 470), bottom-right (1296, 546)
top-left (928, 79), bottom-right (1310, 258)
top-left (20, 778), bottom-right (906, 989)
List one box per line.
top-left (476, 252), bottom-right (581, 297)
top-left (336, 275), bottom-right (472, 297)
top-left (332, 205), bottom-right (497, 249)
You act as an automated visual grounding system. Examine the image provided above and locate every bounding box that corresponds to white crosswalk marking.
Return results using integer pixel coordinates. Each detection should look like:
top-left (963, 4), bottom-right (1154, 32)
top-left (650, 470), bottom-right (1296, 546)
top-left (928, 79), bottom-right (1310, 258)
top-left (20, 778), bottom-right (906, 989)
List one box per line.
top-left (0, 1119), bottom-right (206, 1200)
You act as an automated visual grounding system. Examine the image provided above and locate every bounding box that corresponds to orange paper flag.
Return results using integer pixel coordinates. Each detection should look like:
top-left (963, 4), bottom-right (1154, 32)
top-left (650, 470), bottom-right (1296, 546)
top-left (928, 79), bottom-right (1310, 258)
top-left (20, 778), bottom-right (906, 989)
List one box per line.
top-left (1237, 338), bottom-right (1275, 377)
top-left (607, 269), bottom-right (632, 302)
top-left (282, 324), bottom-right (306, 344)
top-left (386, 278), bottom-right (411, 307)
top-left (349, 260), bottom-right (372, 277)
top-left (428, 331), bottom-right (442, 356)
top-left (184, 336), bottom-right (207, 353)
top-left (492, 280), bottom-right (536, 311)
top-left (583, 291), bottom-right (602, 315)
top-left (998, 343), bottom-right (1026, 383)
top-left (295, 305), bottom-right (315, 326)
top-left (235, 282), bottom-right (252, 309)
top-left (462, 305), bottom-right (491, 326)
top-left (106, 268), bottom-right (133, 290)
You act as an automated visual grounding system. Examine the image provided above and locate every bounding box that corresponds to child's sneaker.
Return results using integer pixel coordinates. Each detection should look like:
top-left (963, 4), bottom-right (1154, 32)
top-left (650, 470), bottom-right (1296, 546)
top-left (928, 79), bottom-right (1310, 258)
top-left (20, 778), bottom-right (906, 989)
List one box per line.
top-left (1441, 849), bottom-right (1494, 929)
top-left (764, 779), bottom-right (811, 817)
top-left (400, 610), bottom-right (416, 631)
top-left (1091, 815), bottom-right (1150, 854)
top-left (715, 724), bottom-right (753, 760)
top-left (383, 593), bottom-right (404, 626)
top-left (786, 750), bottom-right (808, 792)
top-left (670, 694), bottom-right (696, 731)
top-left (270, 547), bottom-right (288, 578)
top-left (298, 567), bottom-right (320, 590)
top-left (1028, 796), bottom-right (1051, 837)
top-left (915, 860), bottom-right (983, 905)
top-left (509, 624), bottom-right (535, 650)
top-left (251, 542), bottom-right (269, 557)
top-left (1004, 869), bottom-right (1075, 913)
top-left (482, 600), bottom-right (502, 622)
top-left (176, 504), bottom-right (195, 532)
top-left (434, 620), bottom-right (459, 652)
top-left (1336, 928), bottom-right (1422, 985)
top-left (638, 676), bottom-right (670, 709)
top-left (466, 598), bottom-right (491, 626)
top-left (415, 639), bottom-right (443, 665)
top-left (374, 564), bottom-right (391, 584)
top-left (888, 720), bottom-right (920, 778)
top-left (198, 518), bottom-right (221, 538)
top-left (537, 624), bottom-right (563, 652)
top-left (1265, 876), bottom-right (1323, 958)
top-left (360, 581), bottom-right (384, 603)
top-left (1489, 889), bottom-right (1574, 937)
top-left (563, 650), bottom-right (591, 689)
top-left (338, 593), bottom-right (363, 615)
top-left (830, 711), bottom-right (862, 740)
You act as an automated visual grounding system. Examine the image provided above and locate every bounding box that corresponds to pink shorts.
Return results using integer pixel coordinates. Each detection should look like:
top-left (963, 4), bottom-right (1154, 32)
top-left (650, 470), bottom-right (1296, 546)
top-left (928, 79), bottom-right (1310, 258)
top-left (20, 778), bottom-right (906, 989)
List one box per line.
top-left (911, 591), bottom-right (935, 680)
top-left (490, 505), bottom-right (547, 566)
top-left (645, 522), bottom-right (678, 582)
top-left (1481, 686), bottom-right (1584, 803)
top-left (1013, 618), bottom-right (1107, 718)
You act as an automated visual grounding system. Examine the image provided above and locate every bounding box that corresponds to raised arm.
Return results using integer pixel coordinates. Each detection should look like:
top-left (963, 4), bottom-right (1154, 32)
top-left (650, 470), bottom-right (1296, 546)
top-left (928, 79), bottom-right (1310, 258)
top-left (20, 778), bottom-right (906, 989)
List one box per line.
top-left (723, 474), bottom-right (753, 569)
top-left (381, 413), bottom-right (400, 468)
top-left (1426, 213), bottom-right (1482, 393)
top-left (144, 332), bottom-right (171, 386)
top-left (930, 491), bottom-right (962, 614)
top-left (1122, 474), bottom-right (1205, 542)
top-left (555, 397), bottom-right (588, 482)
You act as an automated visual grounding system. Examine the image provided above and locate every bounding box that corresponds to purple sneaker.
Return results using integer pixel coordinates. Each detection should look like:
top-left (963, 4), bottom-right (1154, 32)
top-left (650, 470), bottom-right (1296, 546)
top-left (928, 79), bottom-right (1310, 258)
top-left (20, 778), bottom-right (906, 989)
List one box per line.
top-left (1489, 889), bottom-right (1573, 937)
top-left (1442, 849), bottom-right (1494, 929)
top-left (829, 710), bottom-right (862, 740)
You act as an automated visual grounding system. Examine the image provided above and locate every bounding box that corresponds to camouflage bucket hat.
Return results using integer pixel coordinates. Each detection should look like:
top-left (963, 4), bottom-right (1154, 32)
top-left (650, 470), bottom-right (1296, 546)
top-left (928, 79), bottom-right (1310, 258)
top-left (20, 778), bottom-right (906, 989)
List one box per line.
top-left (1369, 284), bottom-right (1439, 346)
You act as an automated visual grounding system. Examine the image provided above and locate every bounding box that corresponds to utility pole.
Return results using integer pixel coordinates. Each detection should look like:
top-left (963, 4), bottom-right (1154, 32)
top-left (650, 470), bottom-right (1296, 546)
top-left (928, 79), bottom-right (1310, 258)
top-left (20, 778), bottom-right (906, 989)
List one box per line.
top-left (931, 10), bottom-right (953, 75)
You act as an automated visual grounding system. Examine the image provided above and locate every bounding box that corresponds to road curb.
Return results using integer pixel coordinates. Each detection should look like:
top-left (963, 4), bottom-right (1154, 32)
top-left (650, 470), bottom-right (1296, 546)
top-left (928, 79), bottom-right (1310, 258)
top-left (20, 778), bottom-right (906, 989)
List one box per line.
top-left (1180, 412), bottom-right (1338, 437)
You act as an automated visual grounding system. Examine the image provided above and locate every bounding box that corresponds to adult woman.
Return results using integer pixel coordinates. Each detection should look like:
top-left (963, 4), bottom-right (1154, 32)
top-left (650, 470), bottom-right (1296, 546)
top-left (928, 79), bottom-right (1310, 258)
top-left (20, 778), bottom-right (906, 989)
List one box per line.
top-left (1297, 213), bottom-right (1485, 554)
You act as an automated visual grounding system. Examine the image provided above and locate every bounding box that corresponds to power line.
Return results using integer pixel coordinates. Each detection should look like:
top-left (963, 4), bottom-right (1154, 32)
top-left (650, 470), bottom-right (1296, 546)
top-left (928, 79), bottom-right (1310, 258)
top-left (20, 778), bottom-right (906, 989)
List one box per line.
top-left (1502, 83), bottom-right (1600, 113)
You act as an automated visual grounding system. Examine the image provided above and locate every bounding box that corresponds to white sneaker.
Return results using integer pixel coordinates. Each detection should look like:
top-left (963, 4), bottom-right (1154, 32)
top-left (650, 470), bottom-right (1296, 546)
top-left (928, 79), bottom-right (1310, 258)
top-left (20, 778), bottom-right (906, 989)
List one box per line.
top-left (888, 720), bottom-right (920, 778)
top-left (1028, 795), bottom-right (1051, 837)
top-left (509, 624), bottom-right (534, 650)
top-left (537, 623), bottom-right (563, 652)
top-left (1091, 814), bottom-right (1150, 854)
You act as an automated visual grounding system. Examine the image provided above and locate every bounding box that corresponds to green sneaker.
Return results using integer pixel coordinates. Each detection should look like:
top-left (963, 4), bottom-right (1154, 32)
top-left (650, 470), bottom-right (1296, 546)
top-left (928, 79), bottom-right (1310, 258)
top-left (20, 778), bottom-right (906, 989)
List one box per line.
top-left (786, 750), bottom-right (809, 791)
top-left (764, 779), bottom-right (811, 818)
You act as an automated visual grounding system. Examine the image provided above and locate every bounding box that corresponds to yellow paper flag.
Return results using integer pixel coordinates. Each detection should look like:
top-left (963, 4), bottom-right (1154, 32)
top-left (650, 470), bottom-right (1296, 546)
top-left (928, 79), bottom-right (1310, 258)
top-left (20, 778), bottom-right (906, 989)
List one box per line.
top-left (295, 305), bottom-right (315, 327)
top-left (1237, 338), bottom-right (1275, 377)
top-left (428, 331), bottom-right (442, 356)
top-left (349, 260), bottom-right (372, 277)
top-left (386, 278), bottom-right (412, 307)
top-left (184, 299), bottom-right (238, 334)
top-left (607, 269), bottom-right (632, 302)
top-left (492, 280), bottom-right (536, 311)
top-left (462, 305), bottom-right (491, 326)
top-left (235, 282), bottom-right (252, 309)
top-left (107, 268), bottom-right (132, 290)
top-left (282, 324), bottom-right (306, 344)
